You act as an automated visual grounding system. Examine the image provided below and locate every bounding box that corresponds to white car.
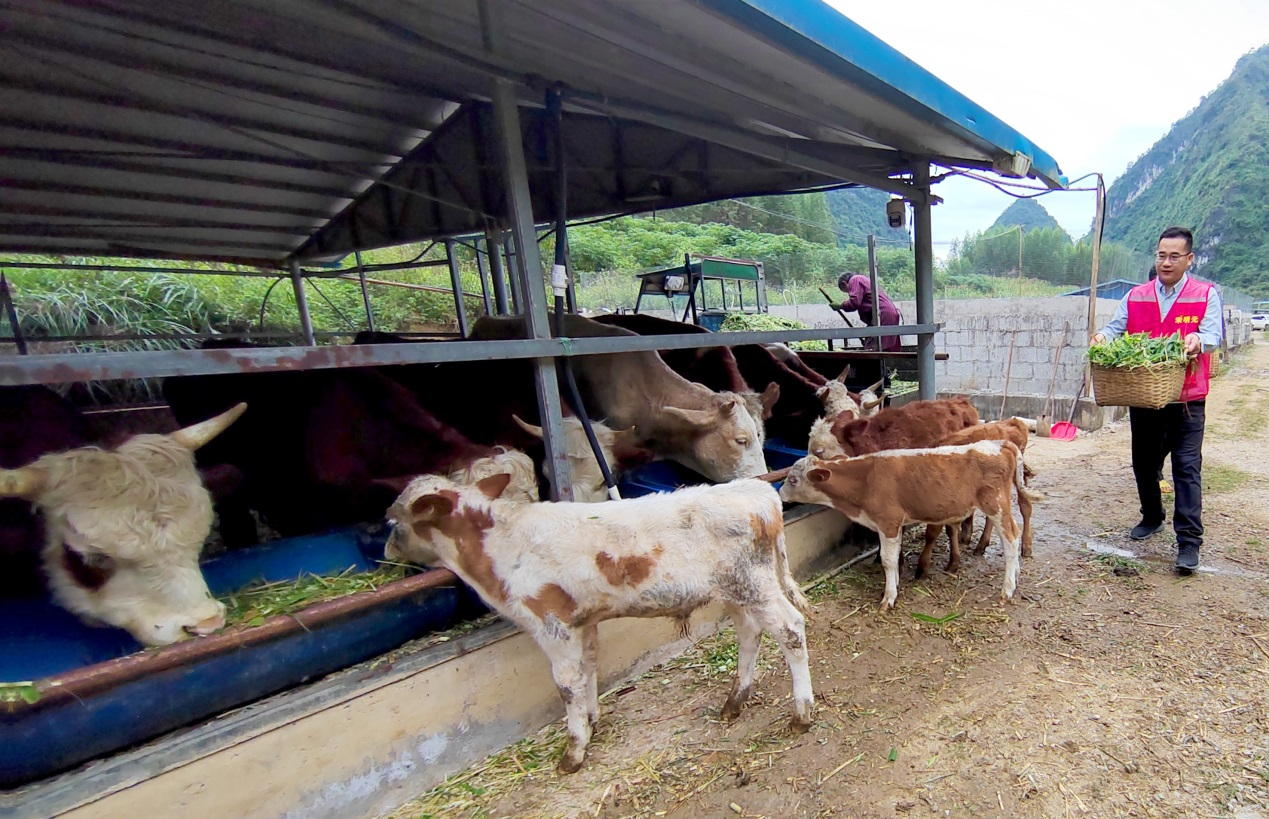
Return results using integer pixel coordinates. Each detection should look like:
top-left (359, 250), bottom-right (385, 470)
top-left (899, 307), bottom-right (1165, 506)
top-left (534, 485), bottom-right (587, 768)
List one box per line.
top-left (1252, 313), bottom-right (1269, 331)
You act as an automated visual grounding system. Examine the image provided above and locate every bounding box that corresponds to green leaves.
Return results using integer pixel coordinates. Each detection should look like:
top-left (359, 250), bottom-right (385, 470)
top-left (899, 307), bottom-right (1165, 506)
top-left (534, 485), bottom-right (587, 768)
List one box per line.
top-left (1087, 332), bottom-right (1187, 369)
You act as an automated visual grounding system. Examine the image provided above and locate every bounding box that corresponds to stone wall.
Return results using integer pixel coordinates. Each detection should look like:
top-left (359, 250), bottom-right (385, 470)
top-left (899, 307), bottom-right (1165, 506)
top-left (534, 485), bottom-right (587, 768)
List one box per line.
top-left (638, 294), bottom-right (1254, 416)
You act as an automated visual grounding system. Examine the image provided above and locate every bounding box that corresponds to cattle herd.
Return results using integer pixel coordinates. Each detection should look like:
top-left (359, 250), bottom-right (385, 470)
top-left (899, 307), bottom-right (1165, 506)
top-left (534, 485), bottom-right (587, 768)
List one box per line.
top-left (5, 313), bottom-right (1042, 773)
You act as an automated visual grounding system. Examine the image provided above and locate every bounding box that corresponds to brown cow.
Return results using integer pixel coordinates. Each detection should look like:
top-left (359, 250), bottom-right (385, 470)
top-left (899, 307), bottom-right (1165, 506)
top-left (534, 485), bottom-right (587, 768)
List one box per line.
top-left (468, 314), bottom-right (778, 482)
top-left (779, 440), bottom-right (1044, 611)
top-left (917, 418), bottom-right (1036, 579)
top-left (828, 396), bottom-right (979, 457)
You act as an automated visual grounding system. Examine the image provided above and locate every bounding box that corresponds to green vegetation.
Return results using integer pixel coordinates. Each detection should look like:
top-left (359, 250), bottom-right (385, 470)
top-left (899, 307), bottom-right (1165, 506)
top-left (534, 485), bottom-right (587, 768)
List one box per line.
top-left (1101, 44), bottom-right (1269, 297)
top-left (990, 198), bottom-right (1065, 235)
top-left (1086, 332), bottom-right (1187, 369)
top-left (718, 312), bottom-right (827, 351)
top-left (220, 564), bottom-right (410, 628)
top-left (1203, 464), bottom-right (1251, 494)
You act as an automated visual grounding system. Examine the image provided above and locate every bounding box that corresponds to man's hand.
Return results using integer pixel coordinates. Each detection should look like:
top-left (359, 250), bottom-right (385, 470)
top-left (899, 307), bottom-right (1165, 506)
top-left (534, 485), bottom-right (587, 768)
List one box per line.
top-left (1184, 333), bottom-right (1201, 357)
top-left (1091, 333), bottom-right (1106, 345)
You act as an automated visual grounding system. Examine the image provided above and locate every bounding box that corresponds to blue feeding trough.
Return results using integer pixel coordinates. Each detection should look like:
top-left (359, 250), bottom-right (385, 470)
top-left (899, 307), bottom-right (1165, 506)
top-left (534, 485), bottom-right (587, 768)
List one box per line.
top-left (1, 525), bottom-right (468, 790)
top-left (616, 438), bottom-right (807, 498)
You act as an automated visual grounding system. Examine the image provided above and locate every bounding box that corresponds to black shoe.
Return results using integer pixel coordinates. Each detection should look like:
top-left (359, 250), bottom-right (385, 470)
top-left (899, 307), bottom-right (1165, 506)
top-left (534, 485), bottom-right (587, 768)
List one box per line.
top-left (1129, 521), bottom-right (1165, 540)
top-left (1176, 544), bottom-right (1200, 575)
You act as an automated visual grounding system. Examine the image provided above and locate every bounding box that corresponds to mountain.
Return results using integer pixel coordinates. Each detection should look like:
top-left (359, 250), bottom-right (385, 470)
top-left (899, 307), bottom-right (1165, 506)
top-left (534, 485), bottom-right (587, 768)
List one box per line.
top-left (990, 199), bottom-right (1065, 236)
top-left (824, 187), bottom-right (909, 246)
top-left (1101, 44), bottom-right (1269, 296)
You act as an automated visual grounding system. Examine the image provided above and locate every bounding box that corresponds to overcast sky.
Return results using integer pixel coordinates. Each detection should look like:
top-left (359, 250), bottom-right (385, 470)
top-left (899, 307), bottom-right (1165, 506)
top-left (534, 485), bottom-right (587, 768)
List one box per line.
top-left (825, 0), bottom-right (1269, 253)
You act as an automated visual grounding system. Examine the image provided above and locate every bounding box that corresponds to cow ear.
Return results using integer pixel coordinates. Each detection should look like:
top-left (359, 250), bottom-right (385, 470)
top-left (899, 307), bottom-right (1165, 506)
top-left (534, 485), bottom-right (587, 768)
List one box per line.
top-left (476, 472), bottom-right (512, 499)
top-left (808, 467), bottom-right (832, 484)
top-left (759, 382), bottom-right (780, 419)
top-left (661, 406), bottom-right (714, 429)
top-left (410, 493), bottom-right (454, 523)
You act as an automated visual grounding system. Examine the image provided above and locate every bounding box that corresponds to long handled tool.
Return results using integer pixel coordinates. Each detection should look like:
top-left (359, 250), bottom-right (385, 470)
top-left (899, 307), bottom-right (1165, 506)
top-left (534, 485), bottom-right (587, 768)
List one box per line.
top-left (1037, 321), bottom-right (1071, 437)
top-left (819, 286), bottom-right (860, 350)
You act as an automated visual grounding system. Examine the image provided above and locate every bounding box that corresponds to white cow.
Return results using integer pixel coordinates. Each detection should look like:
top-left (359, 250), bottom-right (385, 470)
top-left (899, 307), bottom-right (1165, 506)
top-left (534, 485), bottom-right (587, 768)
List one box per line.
top-left (0, 403), bottom-right (246, 646)
top-left (386, 473), bottom-right (815, 773)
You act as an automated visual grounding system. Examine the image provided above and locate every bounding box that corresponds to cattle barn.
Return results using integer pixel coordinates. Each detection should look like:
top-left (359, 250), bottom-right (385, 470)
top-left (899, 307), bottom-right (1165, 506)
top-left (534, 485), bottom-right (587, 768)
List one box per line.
top-left (0, 1), bottom-right (1065, 816)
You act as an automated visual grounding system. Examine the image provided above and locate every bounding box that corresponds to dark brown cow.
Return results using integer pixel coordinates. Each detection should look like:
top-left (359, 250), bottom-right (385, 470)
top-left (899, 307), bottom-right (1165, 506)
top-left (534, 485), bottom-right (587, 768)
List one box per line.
top-left (0, 385), bottom-right (92, 598)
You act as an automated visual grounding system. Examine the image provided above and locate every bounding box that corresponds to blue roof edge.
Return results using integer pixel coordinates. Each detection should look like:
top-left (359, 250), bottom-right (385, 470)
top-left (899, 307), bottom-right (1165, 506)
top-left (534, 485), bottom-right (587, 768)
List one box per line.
top-left (707, 0), bottom-right (1066, 189)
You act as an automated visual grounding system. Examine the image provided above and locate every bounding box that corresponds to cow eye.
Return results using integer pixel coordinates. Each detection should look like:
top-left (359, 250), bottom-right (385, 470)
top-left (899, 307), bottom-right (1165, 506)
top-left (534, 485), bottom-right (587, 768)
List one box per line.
top-left (735, 437), bottom-right (748, 446)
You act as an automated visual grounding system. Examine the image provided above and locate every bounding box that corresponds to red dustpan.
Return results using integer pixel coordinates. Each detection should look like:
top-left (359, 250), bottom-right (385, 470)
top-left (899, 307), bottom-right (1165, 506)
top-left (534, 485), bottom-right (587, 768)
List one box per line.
top-left (1050, 380), bottom-right (1085, 440)
top-left (1050, 420), bottom-right (1078, 440)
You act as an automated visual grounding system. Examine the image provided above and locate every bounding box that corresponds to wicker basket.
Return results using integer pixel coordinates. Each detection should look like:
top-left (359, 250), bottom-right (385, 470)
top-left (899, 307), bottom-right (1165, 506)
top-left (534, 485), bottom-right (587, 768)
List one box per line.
top-left (1090, 362), bottom-right (1186, 409)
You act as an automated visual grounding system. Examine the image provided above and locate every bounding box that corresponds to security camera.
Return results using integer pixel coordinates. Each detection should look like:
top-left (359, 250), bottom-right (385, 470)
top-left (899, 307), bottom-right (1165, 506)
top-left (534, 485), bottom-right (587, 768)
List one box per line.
top-left (886, 198), bottom-right (906, 229)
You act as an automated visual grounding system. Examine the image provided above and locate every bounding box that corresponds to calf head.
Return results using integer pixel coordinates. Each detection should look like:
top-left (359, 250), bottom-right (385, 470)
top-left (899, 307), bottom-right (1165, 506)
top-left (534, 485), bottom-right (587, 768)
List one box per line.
top-left (657, 385), bottom-right (778, 482)
top-left (778, 455), bottom-right (838, 506)
top-left (0, 403), bottom-right (246, 646)
top-left (385, 472), bottom-right (510, 576)
top-left (807, 416), bottom-right (846, 459)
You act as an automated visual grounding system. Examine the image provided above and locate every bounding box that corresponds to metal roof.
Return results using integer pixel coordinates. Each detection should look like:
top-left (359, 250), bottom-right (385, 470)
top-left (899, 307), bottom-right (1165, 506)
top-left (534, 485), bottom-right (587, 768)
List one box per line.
top-left (0, 0), bottom-right (1065, 267)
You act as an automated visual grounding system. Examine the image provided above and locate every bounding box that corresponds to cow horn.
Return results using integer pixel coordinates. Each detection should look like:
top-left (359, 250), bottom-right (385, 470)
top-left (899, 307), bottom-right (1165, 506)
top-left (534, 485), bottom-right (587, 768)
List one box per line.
top-left (170, 402), bottom-right (247, 450)
top-left (862, 397), bottom-right (884, 410)
top-left (0, 467), bottom-right (45, 499)
top-left (834, 365), bottom-right (852, 383)
top-left (512, 414), bottom-right (544, 438)
top-left (866, 377), bottom-right (885, 394)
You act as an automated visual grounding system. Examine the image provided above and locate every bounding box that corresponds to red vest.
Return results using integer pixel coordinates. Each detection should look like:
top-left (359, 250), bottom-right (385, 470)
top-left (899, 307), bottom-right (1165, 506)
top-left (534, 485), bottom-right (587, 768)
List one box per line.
top-left (1125, 277), bottom-right (1212, 402)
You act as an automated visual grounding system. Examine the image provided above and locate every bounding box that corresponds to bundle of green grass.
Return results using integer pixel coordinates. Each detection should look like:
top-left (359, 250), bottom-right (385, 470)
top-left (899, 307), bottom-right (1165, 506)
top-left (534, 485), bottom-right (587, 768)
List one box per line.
top-left (1086, 332), bottom-right (1187, 370)
top-left (718, 313), bottom-right (828, 351)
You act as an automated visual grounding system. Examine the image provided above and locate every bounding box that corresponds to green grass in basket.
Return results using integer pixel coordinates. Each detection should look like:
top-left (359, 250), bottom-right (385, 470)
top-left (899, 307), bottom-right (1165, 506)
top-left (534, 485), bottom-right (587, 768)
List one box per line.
top-left (220, 563), bottom-right (411, 628)
top-left (1087, 332), bottom-right (1187, 369)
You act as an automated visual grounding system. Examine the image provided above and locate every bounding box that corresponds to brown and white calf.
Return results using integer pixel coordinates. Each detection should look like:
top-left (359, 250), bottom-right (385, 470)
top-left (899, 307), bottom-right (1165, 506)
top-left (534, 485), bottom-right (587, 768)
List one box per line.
top-left (386, 474), bottom-right (815, 773)
top-left (918, 417), bottom-right (1037, 578)
top-left (779, 440), bottom-right (1043, 612)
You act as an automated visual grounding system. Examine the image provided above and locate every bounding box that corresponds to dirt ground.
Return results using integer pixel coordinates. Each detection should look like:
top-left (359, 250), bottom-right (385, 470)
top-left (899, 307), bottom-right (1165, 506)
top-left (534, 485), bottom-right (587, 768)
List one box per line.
top-left (389, 340), bottom-right (1269, 819)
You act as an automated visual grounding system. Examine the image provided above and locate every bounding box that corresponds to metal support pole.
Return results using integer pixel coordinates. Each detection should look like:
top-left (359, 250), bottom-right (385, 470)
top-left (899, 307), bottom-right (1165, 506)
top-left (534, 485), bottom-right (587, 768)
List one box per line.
top-left (289, 258), bottom-right (316, 346)
top-left (488, 75), bottom-right (573, 500)
top-left (354, 250), bottom-right (375, 332)
top-left (444, 240), bottom-right (469, 338)
top-left (913, 164), bottom-right (936, 400)
top-left (474, 239), bottom-right (494, 316)
top-left (503, 233), bottom-right (523, 313)
top-left (867, 234), bottom-right (880, 350)
top-left (485, 230), bottom-right (510, 315)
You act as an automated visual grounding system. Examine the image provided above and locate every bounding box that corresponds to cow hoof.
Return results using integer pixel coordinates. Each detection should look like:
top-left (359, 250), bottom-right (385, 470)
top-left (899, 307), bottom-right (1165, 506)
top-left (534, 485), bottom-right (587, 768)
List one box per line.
top-left (789, 716), bottom-right (813, 734)
top-left (557, 754), bottom-right (585, 775)
top-left (720, 702), bottom-right (742, 721)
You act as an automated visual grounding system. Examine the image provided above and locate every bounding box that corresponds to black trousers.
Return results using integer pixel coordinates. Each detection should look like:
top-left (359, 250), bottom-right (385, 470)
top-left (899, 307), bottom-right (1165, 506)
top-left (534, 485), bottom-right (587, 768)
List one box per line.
top-left (1129, 401), bottom-right (1205, 549)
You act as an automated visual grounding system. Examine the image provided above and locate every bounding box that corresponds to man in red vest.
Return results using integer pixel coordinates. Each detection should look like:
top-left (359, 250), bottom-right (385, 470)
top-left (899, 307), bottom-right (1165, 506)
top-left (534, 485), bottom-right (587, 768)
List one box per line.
top-left (1093, 227), bottom-right (1223, 574)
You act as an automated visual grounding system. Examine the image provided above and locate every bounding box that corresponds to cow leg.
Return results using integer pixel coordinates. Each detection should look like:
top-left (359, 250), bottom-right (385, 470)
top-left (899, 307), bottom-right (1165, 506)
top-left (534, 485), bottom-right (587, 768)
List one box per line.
top-left (1017, 485), bottom-right (1034, 559)
top-left (990, 495), bottom-right (1023, 603)
top-left (878, 530), bottom-right (903, 612)
top-left (916, 525), bottom-right (938, 579)
top-left (946, 522), bottom-right (961, 575)
top-left (973, 518), bottom-right (993, 556)
top-left (582, 624), bottom-right (600, 728)
top-left (755, 595), bottom-right (814, 731)
top-left (721, 604), bottom-right (762, 721)
top-left (959, 515), bottom-right (975, 550)
top-left (546, 634), bottom-right (591, 774)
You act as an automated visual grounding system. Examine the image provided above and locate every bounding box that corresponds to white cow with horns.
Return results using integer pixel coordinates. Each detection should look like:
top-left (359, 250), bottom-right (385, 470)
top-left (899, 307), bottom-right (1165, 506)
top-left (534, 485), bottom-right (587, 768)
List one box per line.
top-left (0, 403), bottom-right (247, 646)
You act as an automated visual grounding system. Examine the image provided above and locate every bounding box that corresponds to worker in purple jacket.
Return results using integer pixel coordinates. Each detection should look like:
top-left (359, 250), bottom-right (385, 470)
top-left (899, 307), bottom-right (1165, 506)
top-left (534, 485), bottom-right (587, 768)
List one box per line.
top-left (837, 272), bottom-right (903, 351)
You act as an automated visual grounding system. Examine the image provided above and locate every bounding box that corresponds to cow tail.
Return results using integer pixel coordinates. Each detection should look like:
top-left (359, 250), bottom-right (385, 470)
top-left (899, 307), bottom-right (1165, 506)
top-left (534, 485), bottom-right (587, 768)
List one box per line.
top-left (1009, 442), bottom-right (1045, 502)
top-left (776, 530), bottom-right (813, 616)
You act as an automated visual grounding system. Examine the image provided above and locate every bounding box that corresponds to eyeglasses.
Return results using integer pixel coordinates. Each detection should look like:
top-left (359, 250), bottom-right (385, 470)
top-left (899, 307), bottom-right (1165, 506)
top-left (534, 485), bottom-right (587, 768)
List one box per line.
top-left (1155, 252), bottom-right (1191, 263)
